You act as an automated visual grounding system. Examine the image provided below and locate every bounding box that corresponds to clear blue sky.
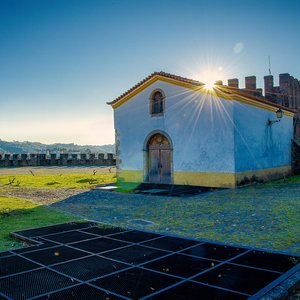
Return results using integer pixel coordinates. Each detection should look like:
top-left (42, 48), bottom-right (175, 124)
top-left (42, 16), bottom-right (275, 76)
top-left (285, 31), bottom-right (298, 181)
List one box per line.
top-left (1, 0), bottom-right (299, 145)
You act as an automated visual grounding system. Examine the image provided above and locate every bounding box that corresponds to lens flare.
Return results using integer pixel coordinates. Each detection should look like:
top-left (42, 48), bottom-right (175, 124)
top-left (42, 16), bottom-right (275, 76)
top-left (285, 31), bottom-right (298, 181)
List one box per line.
top-left (204, 79), bottom-right (215, 90)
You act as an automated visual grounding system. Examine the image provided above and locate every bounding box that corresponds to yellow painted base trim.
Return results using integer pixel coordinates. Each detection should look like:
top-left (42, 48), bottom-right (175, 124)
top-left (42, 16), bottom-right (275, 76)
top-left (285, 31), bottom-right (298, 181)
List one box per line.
top-left (118, 170), bottom-right (236, 188)
top-left (118, 170), bottom-right (143, 183)
top-left (236, 166), bottom-right (292, 184)
top-left (174, 172), bottom-right (236, 188)
top-left (118, 166), bottom-right (292, 189)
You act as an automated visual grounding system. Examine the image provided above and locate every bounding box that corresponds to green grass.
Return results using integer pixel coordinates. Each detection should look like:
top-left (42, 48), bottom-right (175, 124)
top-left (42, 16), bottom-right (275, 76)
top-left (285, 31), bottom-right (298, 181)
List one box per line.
top-left (52, 179), bottom-right (300, 254)
top-left (0, 173), bottom-right (116, 189)
top-left (272, 175), bottom-right (300, 184)
top-left (0, 196), bottom-right (79, 251)
top-left (1, 172), bottom-right (299, 254)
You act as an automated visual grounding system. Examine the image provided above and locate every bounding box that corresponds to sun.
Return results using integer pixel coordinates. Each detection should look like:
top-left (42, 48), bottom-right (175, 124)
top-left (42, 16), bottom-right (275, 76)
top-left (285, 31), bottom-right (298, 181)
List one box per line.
top-left (204, 78), bottom-right (215, 90)
top-left (188, 63), bottom-right (227, 91)
top-left (199, 70), bottom-right (219, 90)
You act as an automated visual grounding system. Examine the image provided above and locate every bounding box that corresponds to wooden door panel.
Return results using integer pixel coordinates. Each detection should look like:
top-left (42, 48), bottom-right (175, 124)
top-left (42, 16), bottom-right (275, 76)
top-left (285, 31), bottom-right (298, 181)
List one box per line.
top-left (149, 149), bottom-right (160, 183)
top-left (160, 149), bottom-right (171, 184)
top-left (147, 133), bottom-right (172, 184)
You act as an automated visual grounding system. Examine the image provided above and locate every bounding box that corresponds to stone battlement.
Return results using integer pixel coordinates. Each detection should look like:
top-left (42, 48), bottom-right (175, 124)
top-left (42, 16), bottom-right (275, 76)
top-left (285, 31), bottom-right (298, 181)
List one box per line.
top-left (227, 73), bottom-right (300, 110)
top-left (0, 153), bottom-right (116, 167)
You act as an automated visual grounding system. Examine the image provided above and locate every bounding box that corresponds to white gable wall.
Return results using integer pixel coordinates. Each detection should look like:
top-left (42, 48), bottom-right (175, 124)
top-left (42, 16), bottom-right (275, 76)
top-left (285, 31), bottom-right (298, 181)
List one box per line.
top-left (114, 80), bottom-right (236, 187)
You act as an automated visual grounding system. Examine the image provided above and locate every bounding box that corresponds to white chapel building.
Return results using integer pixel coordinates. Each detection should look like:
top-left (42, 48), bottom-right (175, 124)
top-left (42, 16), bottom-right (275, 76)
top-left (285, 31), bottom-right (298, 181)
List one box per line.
top-left (107, 72), bottom-right (294, 188)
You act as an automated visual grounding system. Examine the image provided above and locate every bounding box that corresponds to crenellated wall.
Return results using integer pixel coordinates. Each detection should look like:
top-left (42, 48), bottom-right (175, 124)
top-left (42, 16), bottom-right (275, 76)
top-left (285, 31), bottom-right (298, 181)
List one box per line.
top-left (227, 73), bottom-right (300, 110)
top-left (264, 73), bottom-right (300, 109)
top-left (0, 153), bottom-right (116, 167)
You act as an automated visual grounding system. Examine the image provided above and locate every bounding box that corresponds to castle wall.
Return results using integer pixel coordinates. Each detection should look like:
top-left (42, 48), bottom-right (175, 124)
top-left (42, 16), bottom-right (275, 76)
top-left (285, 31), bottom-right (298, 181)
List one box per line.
top-left (264, 73), bottom-right (300, 109)
top-left (0, 153), bottom-right (116, 167)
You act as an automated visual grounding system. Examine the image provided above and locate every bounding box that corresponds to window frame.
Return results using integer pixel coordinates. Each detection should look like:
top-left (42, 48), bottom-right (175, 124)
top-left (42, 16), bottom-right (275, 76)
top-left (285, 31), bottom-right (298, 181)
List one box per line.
top-left (149, 89), bottom-right (165, 117)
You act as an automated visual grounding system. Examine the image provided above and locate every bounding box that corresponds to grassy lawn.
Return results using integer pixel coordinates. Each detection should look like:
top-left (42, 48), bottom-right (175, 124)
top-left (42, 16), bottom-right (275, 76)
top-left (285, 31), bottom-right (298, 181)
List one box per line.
top-left (0, 170), bottom-right (299, 254)
top-left (51, 178), bottom-right (300, 254)
top-left (0, 172), bottom-right (116, 189)
top-left (0, 196), bottom-right (79, 251)
top-left (271, 175), bottom-right (300, 184)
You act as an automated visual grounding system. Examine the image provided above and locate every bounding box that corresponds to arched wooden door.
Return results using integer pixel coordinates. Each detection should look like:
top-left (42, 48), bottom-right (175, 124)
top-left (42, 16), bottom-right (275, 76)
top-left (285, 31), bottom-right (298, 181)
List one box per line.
top-left (147, 133), bottom-right (172, 184)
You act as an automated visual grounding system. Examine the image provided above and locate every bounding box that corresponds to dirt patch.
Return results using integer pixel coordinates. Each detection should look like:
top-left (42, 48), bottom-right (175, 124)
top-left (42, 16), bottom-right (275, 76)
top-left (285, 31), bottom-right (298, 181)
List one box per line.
top-left (0, 166), bottom-right (116, 175)
top-left (0, 186), bottom-right (86, 205)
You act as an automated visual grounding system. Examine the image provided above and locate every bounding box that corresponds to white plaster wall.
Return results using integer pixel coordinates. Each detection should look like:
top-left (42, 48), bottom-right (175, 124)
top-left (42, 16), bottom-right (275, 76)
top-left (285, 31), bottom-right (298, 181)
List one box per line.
top-left (114, 80), bottom-right (235, 174)
top-left (233, 101), bottom-right (293, 172)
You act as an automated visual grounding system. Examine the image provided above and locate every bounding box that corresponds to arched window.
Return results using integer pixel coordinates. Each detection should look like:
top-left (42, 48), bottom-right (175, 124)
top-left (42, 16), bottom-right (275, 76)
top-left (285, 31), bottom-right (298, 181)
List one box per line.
top-left (150, 90), bottom-right (164, 115)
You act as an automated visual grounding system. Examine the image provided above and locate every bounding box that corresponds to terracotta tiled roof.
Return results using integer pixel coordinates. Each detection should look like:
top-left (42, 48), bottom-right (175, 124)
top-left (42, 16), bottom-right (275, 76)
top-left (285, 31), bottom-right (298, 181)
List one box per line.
top-left (107, 71), bottom-right (204, 105)
top-left (216, 85), bottom-right (296, 113)
top-left (107, 71), bottom-right (296, 114)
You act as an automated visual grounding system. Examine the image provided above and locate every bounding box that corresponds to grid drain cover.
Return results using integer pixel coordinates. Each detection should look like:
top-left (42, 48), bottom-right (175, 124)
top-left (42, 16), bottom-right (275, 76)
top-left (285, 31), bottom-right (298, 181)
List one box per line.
top-left (127, 219), bottom-right (155, 226)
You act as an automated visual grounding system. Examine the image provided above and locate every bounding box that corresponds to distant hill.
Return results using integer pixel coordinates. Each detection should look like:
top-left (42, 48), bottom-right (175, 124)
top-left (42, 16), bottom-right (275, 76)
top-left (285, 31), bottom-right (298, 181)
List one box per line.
top-left (0, 140), bottom-right (115, 154)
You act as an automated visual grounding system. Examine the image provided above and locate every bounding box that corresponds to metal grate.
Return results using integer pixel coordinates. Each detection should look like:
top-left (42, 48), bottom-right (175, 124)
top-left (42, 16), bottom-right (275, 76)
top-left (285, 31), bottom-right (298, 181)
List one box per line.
top-left (133, 183), bottom-right (215, 197)
top-left (0, 268), bottom-right (78, 299)
top-left (143, 253), bottom-right (220, 278)
top-left (230, 250), bottom-right (300, 273)
top-left (128, 219), bottom-right (155, 226)
top-left (110, 230), bottom-right (162, 243)
top-left (0, 255), bottom-right (40, 277)
top-left (92, 267), bottom-right (180, 299)
top-left (0, 251), bottom-right (13, 258)
top-left (181, 242), bottom-right (248, 261)
top-left (81, 226), bottom-right (126, 236)
top-left (42, 231), bottom-right (97, 244)
top-left (1, 222), bottom-right (299, 299)
top-left (22, 245), bottom-right (89, 266)
top-left (12, 238), bottom-right (59, 254)
top-left (33, 284), bottom-right (122, 300)
top-left (14, 222), bottom-right (96, 238)
top-left (149, 280), bottom-right (248, 300)
top-left (51, 255), bottom-right (129, 281)
top-left (70, 237), bottom-right (129, 254)
top-left (101, 245), bottom-right (169, 265)
top-left (154, 187), bottom-right (208, 197)
top-left (193, 263), bottom-right (280, 295)
top-left (141, 236), bottom-right (199, 252)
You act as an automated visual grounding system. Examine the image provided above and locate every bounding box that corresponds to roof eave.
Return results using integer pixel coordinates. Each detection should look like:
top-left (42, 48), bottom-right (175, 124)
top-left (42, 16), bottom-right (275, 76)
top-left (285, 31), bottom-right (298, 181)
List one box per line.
top-left (106, 71), bottom-right (296, 117)
top-left (107, 71), bottom-right (204, 107)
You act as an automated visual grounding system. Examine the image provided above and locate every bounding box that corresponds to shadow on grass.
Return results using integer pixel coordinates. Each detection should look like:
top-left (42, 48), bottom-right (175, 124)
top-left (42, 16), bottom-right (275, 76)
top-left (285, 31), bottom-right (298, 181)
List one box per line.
top-left (46, 181), bottom-right (60, 186)
top-left (0, 198), bottom-right (78, 252)
top-left (76, 178), bottom-right (99, 184)
top-left (48, 181), bottom-right (300, 254)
